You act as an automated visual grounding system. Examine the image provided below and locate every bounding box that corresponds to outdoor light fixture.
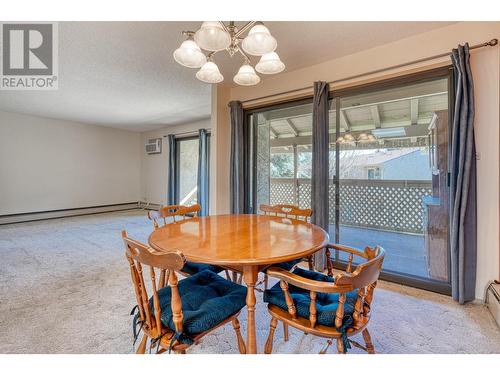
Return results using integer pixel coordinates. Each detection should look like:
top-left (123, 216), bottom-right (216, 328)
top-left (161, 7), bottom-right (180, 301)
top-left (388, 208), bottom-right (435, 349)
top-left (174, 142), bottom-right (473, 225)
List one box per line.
top-left (337, 132), bottom-right (376, 145)
top-left (174, 21), bottom-right (285, 86)
top-left (357, 132), bottom-right (377, 143)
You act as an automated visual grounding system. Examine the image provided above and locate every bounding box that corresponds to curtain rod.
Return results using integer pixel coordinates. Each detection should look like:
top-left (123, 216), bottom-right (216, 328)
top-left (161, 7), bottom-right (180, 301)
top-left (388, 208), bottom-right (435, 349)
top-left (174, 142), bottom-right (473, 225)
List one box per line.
top-left (162, 128), bottom-right (211, 138)
top-left (240, 38), bottom-right (498, 105)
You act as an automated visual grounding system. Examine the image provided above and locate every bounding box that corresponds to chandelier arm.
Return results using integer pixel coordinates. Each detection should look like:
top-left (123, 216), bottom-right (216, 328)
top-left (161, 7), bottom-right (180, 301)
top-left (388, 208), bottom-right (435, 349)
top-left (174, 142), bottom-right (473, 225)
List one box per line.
top-left (234, 21), bottom-right (256, 38)
top-left (218, 22), bottom-right (231, 35)
top-left (182, 31), bottom-right (195, 38)
top-left (236, 46), bottom-right (251, 64)
top-left (206, 50), bottom-right (220, 60)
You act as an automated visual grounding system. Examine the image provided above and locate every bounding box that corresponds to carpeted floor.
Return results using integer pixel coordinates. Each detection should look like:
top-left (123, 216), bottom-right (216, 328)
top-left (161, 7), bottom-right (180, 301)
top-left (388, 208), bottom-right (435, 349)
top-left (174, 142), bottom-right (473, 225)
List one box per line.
top-left (0, 209), bottom-right (499, 354)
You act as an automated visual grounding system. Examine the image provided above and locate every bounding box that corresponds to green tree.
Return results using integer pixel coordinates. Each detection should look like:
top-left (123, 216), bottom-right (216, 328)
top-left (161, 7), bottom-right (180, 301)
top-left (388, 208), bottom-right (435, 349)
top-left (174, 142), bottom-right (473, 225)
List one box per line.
top-left (270, 153), bottom-right (294, 178)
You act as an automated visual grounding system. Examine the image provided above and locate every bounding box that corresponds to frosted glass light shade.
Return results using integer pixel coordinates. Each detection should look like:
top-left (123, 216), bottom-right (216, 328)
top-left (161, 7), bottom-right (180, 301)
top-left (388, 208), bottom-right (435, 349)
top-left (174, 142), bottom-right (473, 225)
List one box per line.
top-left (242, 24), bottom-right (277, 56)
top-left (196, 61), bottom-right (224, 84)
top-left (233, 64), bottom-right (260, 86)
top-left (194, 21), bottom-right (231, 51)
top-left (344, 133), bottom-right (355, 141)
top-left (173, 39), bottom-right (206, 68)
top-left (255, 52), bottom-right (285, 74)
top-left (358, 133), bottom-right (376, 143)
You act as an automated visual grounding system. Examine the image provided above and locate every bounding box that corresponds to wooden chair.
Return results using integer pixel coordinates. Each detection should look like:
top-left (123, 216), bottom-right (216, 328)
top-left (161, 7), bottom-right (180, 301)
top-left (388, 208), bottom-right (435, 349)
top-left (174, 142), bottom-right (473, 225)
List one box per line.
top-left (147, 204), bottom-right (227, 279)
top-left (260, 204), bottom-right (313, 222)
top-left (259, 204), bottom-right (315, 342)
top-left (147, 203), bottom-right (202, 229)
top-left (263, 244), bottom-right (385, 354)
top-left (122, 230), bottom-right (247, 354)
top-left (260, 204), bottom-right (315, 286)
top-left (149, 203), bottom-right (241, 284)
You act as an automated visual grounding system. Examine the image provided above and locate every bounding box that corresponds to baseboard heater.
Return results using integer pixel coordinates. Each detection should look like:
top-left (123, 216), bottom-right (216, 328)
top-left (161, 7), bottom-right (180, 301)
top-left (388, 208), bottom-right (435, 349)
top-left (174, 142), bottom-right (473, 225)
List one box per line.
top-left (139, 202), bottom-right (162, 211)
top-left (0, 202), bottom-right (140, 225)
top-left (485, 281), bottom-right (500, 327)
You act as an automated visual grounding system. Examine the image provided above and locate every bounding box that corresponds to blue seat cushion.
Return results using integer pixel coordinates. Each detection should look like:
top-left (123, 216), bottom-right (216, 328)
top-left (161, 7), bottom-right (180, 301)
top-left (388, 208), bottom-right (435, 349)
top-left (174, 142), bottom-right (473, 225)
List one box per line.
top-left (153, 269), bottom-right (246, 337)
top-left (263, 257), bottom-right (302, 273)
top-left (263, 268), bottom-right (358, 327)
top-left (181, 262), bottom-right (223, 275)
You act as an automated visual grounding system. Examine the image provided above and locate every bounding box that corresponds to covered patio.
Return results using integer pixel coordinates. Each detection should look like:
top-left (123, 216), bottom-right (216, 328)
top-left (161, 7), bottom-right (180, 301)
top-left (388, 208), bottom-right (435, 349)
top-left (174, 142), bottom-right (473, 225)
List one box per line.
top-left (268, 177), bottom-right (434, 280)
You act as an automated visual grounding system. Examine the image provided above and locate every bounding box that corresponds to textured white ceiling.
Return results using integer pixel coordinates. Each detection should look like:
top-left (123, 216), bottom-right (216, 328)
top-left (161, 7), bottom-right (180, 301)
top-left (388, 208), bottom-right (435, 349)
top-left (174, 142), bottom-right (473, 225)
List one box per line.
top-left (0, 21), bottom-right (455, 132)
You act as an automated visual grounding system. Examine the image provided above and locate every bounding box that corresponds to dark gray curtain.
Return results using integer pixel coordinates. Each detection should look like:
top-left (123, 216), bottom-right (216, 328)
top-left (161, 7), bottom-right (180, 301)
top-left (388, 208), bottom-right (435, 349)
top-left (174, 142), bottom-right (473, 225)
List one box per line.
top-left (197, 129), bottom-right (209, 216)
top-left (167, 134), bottom-right (176, 206)
top-left (229, 101), bottom-right (246, 214)
top-left (311, 81), bottom-right (330, 270)
top-left (450, 43), bottom-right (477, 304)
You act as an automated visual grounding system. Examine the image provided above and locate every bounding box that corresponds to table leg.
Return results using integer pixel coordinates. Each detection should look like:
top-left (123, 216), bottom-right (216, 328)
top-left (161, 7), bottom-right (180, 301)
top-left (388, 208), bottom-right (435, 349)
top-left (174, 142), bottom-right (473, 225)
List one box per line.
top-left (243, 266), bottom-right (258, 354)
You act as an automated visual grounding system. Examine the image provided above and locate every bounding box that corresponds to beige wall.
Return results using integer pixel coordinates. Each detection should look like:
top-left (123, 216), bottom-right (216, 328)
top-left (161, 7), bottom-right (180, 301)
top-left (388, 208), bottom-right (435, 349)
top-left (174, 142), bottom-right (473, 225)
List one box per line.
top-left (472, 43), bottom-right (500, 291)
top-left (140, 118), bottom-right (213, 211)
top-left (215, 22), bottom-right (500, 298)
top-left (0, 110), bottom-right (141, 215)
top-left (0, 110), bottom-right (212, 216)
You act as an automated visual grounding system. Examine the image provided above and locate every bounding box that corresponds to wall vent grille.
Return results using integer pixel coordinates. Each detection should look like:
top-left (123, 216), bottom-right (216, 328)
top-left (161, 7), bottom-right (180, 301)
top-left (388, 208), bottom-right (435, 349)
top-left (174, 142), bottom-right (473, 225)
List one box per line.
top-left (146, 138), bottom-right (162, 154)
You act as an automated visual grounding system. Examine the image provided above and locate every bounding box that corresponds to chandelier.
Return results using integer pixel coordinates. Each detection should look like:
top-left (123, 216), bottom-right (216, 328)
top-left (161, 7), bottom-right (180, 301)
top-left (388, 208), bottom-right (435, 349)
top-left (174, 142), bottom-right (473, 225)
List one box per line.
top-left (173, 21), bottom-right (285, 86)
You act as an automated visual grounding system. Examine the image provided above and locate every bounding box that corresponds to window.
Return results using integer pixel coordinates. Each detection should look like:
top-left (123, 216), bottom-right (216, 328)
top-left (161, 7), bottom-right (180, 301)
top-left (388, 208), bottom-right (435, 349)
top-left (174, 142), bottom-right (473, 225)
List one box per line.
top-left (175, 134), bottom-right (210, 210)
top-left (367, 167), bottom-right (381, 179)
top-left (250, 101), bottom-right (314, 209)
top-left (176, 137), bottom-right (199, 206)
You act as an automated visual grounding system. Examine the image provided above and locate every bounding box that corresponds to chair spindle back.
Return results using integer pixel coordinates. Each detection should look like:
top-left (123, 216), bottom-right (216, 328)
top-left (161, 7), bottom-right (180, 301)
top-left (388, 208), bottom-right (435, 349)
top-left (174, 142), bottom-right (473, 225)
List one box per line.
top-left (147, 203), bottom-right (201, 229)
top-left (267, 245), bottom-right (385, 332)
top-left (260, 204), bottom-right (312, 223)
top-left (122, 230), bottom-right (186, 338)
top-left (331, 245), bottom-right (385, 328)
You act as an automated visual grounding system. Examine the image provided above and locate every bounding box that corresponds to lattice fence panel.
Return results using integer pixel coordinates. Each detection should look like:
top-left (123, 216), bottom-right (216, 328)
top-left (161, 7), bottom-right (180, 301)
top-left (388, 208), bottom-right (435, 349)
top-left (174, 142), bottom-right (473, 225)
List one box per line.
top-left (270, 181), bottom-right (296, 206)
top-left (270, 179), bottom-right (432, 234)
top-left (328, 184), bottom-right (336, 224)
top-left (298, 183), bottom-right (311, 209)
top-left (339, 182), bottom-right (431, 233)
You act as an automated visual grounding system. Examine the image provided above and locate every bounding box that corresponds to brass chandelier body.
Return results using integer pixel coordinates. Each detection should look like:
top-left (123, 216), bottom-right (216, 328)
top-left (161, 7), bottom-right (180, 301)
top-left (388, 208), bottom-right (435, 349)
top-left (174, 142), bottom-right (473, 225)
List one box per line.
top-left (173, 21), bottom-right (285, 86)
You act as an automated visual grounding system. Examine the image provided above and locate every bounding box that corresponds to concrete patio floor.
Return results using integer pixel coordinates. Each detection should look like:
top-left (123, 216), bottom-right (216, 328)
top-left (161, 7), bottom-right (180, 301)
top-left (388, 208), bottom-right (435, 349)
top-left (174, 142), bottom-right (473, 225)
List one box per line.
top-left (330, 225), bottom-right (429, 279)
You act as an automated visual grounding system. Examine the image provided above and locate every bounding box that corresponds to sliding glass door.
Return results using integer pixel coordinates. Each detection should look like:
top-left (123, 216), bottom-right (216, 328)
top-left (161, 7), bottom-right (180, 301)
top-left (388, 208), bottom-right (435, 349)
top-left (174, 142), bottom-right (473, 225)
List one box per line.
top-left (332, 75), bottom-right (451, 290)
top-left (249, 68), bottom-right (452, 293)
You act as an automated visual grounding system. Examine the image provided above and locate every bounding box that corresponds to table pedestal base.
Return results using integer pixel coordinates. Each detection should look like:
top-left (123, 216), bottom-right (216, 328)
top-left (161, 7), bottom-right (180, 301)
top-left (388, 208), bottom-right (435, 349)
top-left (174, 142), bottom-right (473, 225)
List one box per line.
top-left (243, 265), bottom-right (259, 354)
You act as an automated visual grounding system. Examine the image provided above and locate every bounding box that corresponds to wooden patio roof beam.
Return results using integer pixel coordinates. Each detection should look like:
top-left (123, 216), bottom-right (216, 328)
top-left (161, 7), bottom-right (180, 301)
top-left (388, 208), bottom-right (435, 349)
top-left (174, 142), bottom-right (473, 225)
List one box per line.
top-left (285, 119), bottom-right (299, 137)
top-left (410, 98), bottom-right (419, 125)
top-left (269, 126), bottom-right (279, 139)
top-left (340, 109), bottom-right (351, 131)
top-left (370, 105), bottom-right (381, 129)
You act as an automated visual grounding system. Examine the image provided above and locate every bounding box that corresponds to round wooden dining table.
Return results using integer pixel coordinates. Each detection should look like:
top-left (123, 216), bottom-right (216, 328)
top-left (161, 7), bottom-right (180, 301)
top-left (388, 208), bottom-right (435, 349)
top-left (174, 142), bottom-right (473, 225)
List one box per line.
top-left (148, 214), bottom-right (329, 354)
